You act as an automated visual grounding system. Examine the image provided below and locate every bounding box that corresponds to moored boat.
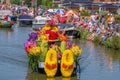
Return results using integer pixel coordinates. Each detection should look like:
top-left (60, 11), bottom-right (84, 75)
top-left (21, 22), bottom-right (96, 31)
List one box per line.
top-left (57, 24), bottom-right (80, 39)
top-left (0, 21), bottom-right (14, 28)
top-left (18, 14), bottom-right (33, 27)
top-left (32, 16), bottom-right (51, 31)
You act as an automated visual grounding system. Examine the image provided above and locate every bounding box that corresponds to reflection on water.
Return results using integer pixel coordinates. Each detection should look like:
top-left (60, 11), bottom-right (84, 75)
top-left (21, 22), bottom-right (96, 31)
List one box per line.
top-left (77, 40), bottom-right (120, 80)
top-left (0, 26), bottom-right (120, 80)
top-left (26, 69), bottom-right (77, 80)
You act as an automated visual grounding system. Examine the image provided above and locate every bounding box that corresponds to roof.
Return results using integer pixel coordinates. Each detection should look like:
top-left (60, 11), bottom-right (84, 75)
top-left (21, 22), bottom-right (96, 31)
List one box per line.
top-left (102, 4), bottom-right (119, 8)
top-left (63, 0), bottom-right (93, 3)
top-left (63, 3), bottom-right (79, 7)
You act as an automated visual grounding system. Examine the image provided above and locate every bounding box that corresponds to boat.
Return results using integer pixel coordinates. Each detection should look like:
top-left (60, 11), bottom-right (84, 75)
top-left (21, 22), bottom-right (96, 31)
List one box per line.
top-left (24, 20), bottom-right (82, 77)
top-left (57, 24), bottom-right (80, 39)
top-left (18, 14), bottom-right (33, 27)
top-left (32, 16), bottom-right (51, 31)
top-left (0, 21), bottom-right (14, 28)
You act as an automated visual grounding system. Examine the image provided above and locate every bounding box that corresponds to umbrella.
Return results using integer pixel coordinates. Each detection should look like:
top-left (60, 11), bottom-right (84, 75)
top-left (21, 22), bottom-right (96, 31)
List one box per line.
top-left (55, 9), bottom-right (64, 15)
top-left (48, 9), bottom-right (54, 13)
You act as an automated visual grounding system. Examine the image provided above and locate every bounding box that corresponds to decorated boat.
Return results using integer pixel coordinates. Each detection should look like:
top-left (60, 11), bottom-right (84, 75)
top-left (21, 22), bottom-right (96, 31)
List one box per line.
top-left (24, 20), bottom-right (82, 77)
top-left (0, 21), bottom-right (14, 28)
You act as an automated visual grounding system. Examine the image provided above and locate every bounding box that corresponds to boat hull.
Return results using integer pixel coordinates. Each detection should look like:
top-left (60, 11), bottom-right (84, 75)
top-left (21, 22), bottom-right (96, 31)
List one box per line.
top-left (0, 24), bottom-right (13, 28)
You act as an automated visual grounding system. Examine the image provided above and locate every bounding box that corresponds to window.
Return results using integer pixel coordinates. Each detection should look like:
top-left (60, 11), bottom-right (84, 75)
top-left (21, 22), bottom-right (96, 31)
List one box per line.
top-left (100, 0), bottom-right (105, 2)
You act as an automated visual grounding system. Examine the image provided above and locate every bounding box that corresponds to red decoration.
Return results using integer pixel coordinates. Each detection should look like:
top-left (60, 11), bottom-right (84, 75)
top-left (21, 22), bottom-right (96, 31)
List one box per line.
top-left (46, 63), bottom-right (51, 69)
top-left (4, 15), bottom-right (8, 21)
top-left (52, 64), bottom-right (57, 69)
top-left (68, 64), bottom-right (73, 69)
top-left (62, 63), bottom-right (67, 69)
top-left (45, 30), bottom-right (58, 40)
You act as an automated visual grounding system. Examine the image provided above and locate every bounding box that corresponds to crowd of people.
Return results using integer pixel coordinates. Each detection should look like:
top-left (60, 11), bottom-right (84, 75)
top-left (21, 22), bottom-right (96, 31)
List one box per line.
top-left (0, 3), bottom-right (119, 42)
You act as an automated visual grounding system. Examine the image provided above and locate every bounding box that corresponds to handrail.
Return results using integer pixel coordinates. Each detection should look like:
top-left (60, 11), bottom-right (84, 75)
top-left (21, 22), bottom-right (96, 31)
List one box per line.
top-left (17, 19), bottom-right (34, 21)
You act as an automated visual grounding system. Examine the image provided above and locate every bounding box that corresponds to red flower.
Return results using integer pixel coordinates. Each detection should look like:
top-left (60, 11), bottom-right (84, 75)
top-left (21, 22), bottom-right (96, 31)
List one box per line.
top-left (10, 21), bottom-right (14, 25)
top-left (62, 63), bottom-right (67, 69)
top-left (46, 63), bottom-right (51, 69)
top-left (25, 47), bottom-right (30, 53)
top-left (52, 64), bottom-right (57, 69)
top-left (68, 64), bottom-right (73, 69)
top-left (45, 30), bottom-right (58, 40)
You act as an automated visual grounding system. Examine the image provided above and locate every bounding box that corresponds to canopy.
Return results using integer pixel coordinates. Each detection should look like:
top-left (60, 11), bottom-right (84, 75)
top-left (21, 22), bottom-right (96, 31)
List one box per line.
top-left (19, 14), bottom-right (32, 19)
top-left (55, 9), bottom-right (64, 15)
top-left (48, 9), bottom-right (54, 13)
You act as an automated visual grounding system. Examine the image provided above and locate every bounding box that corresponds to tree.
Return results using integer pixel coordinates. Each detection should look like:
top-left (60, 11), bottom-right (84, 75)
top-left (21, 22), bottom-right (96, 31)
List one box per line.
top-left (25, 0), bottom-right (32, 6)
top-left (41, 0), bottom-right (52, 8)
top-left (10, 0), bottom-right (21, 5)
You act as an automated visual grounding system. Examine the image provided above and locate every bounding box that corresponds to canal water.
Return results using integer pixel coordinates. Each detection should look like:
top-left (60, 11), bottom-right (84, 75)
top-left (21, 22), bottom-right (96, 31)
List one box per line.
top-left (0, 25), bottom-right (120, 80)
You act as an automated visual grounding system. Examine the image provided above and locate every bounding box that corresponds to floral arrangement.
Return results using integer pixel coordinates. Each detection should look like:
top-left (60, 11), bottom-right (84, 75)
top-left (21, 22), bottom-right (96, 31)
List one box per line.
top-left (61, 50), bottom-right (74, 77)
top-left (24, 20), bottom-right (82, 77)
top-left (44, 48), bottom-right (58, 77)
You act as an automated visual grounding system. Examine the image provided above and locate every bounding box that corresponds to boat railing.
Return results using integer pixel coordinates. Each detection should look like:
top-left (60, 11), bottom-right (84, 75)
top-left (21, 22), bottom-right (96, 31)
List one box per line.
top-left (17, 19), bottom-right (34, 21)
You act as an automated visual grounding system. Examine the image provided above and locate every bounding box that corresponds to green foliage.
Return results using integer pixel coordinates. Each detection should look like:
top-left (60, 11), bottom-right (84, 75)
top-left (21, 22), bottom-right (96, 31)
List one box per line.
top-left (24, 0), bottom-right (31, 6)
top-left (41, 0), bottom-right (52, 8)
top-left (102, 12), bottom-right (108, 18)
top-left (79, 30), bottom-right (91, 39)
top-left (105, 38), bottom-right (113, 48)
top-left (10, 0), bottom-right (20, 5)
top-left (39, 42), bottom-right (48, 62)
top-left (37, 0), bottom-right (42, 6)
top-left (80, 10), bottom-right (90, 16)
top-left (60, 41), bottom-right (66, 54)
top-left (27, 54), bottom-right (39, 72)
top-left (111, 35), bottom-right (120, 50)
top-left (115, 15), bottom-right (120, 23)
top-left (93, 36), bottom-right (102, 44)
top-left (105, 35), bottom-right (120, 50)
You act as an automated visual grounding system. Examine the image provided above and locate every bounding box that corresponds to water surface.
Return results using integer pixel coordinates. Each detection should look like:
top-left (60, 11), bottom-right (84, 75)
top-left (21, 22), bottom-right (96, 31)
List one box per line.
top-left (0, 26), bottom-right (120, 80)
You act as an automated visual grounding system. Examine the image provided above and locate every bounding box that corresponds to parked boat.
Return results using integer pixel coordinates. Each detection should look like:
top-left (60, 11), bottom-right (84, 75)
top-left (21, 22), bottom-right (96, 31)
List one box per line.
top-left (18, 14), bottom-right (33, 27)
top-left (57, 24), bottom-right (80, 39)
top-left (32, 16), bottom-right (51, 31)
top-left (0, 21), bottom-right (14, 28)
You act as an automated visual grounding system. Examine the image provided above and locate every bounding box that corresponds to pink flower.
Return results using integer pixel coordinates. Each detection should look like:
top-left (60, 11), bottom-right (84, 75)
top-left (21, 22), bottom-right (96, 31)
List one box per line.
top-left (57, 52), bottom-right (62, 59)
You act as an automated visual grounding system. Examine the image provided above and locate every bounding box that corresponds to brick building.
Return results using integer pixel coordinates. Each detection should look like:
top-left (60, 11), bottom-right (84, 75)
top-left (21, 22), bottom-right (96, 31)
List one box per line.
top-left (52, 0), bottom-right (119, 12)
